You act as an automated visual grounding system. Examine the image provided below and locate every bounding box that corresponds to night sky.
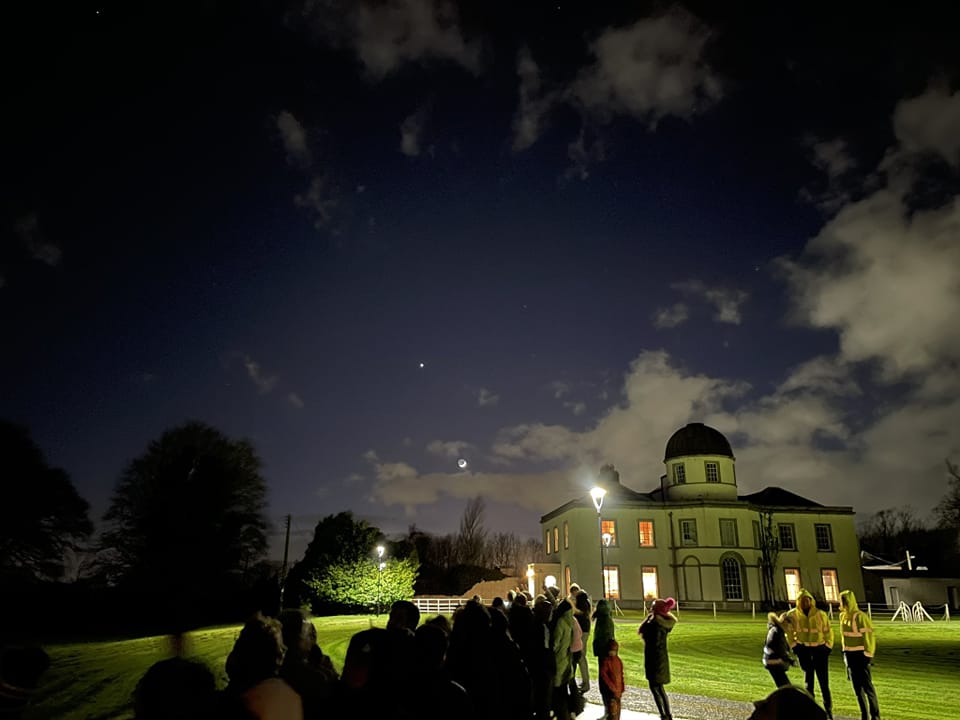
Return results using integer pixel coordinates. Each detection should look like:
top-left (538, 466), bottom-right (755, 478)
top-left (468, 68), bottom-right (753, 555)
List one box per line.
top-left (4, 1), bottom-right (960, 559)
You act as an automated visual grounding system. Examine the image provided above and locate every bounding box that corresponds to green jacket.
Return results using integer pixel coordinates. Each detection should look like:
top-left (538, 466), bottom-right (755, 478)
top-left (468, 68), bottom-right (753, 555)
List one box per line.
top-left (592, 600), bottom-right (615, 658)
top-left (839, 590), bottom-right (876, 657)
top-left (552, 601), bottom-right (575, 687)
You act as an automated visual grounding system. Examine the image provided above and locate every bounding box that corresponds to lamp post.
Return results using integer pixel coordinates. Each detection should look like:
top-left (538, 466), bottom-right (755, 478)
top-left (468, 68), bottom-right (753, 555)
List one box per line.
top-left (602, 532), bottom-right (612, 600)
top-left (590, 486), bottom-right (607, 598)
top-left (376, 545), bottom-right (385, 616)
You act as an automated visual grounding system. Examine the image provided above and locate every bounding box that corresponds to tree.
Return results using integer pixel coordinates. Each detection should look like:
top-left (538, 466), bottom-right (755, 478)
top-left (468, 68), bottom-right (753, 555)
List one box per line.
top-left (0, 421), bottom-right (92, 581)
top-left (935, 460), bottom-right (960, 528)
top-left (284, 511), bottom-right (381, 610)
top-left (455, 496), bottom-right (488, 566)
top-left (858, 507), bottom-right (924, 559)
top-left (757, 510), bottom-right (781, 608)
top-left (101, 422), bottom-right (269, 617)
top-left (308, 556), bottom-right (418, 611)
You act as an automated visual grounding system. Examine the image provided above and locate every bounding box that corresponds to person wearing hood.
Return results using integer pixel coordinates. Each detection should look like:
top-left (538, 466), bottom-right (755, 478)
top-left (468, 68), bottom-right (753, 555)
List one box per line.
top-left (762, 612), bottom-right (796, 687)
top-left (550, 599), bottom-right (576, 720)
top-left (783, 588), bottom-right (834, 718)
top-left (839, 590), bottom-right (881, 720)
top-left (638, 597), bottom-right (677, 720)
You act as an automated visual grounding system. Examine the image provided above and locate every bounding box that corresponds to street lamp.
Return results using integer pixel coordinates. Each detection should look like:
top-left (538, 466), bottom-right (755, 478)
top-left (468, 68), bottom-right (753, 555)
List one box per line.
top-left (590, 486), bottom-right (607, 598)
top-left (602, 532), bottom-right (612, 600)
top-left (376, 545), bottom-right (385, 616)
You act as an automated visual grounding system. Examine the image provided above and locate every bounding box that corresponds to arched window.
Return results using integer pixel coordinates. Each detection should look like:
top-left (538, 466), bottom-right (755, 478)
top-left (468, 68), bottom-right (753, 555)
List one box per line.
top-left (722, 556), bottom-right (744, 601)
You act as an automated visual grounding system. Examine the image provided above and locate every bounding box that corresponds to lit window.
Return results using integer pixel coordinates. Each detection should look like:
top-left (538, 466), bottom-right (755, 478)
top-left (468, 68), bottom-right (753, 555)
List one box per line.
top-left (601, 519), bottom-right (618, 546)
top-left (674, 463), bottom-right (686, 484)
top-left (815, 524), bottom-right (833, 552)
top-left (565, 566), bottom-right (571, 591)
top-left (680, 519), bottom-right (698, 546)
top-left (722, 557), bottom-right (743, 600)
top-left (705, 461), bottom-right (720, 482)
top-left (784, 568), bottom-right (801, 601)
top-left (546, 530), bottom-right (551, 555)
top-left (553, 527), bottom-right (560, 553)
top-left (603, 566), bottom-right (620, 599)
top-left (821, 569), bottom-right (839, 603)
top-left (638, 520), bottom-right (655, 547)
top-left (720, 519), bottom-right (738, 547)
top-left (642, 566), bottom-right (659, 599)
top-left (779, 524), bottom-right (797, 551)
top-left (563, 522), bottom-right (569, 549)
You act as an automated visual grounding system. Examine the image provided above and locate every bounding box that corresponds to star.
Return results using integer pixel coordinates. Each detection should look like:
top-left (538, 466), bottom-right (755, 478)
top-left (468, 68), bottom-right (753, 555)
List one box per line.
top-left (418, 362), bottom-right (425, 369)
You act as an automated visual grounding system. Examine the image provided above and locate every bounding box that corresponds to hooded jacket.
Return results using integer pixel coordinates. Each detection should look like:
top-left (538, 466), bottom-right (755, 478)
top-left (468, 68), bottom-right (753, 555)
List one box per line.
top-left (638, 611), bottom-right (677, 685)
top-left (762, 613), bottom-right (796, 668)
top-left (592, 600), bottom-right (615, 658)
top-left (839, 590), bottom-right (876, 658)
top-left (551, 600), bottom-right (576, 686)
top-left (783, 588), bottom-right (834, 649)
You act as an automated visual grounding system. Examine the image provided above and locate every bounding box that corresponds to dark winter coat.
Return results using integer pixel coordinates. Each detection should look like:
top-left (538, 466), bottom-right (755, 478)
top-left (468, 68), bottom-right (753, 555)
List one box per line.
top-left (762, 613), bottom-right (796, 669)
top-left (592, 600), bottom-right (615, 658)
top-left (638, 612), bottom-right (676, 685)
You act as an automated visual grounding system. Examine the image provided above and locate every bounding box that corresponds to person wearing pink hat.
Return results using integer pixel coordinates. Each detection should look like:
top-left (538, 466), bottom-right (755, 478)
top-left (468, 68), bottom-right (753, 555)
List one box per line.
top-left (638, 597), bottom-right (677, 720)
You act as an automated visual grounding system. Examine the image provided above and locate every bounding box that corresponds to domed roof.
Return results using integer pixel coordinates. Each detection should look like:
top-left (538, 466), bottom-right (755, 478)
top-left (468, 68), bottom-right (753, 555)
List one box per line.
top-left (664, 423), bottom-right (734, 461)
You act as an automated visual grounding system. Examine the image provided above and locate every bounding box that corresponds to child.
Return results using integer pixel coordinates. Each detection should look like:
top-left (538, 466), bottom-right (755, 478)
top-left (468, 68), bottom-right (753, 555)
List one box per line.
top-left (599, 639), bottom-right (624, 720)
top-left (638, 597), bottom-right (677, 720)
top-left (762, 612), bottom-right (796, 687)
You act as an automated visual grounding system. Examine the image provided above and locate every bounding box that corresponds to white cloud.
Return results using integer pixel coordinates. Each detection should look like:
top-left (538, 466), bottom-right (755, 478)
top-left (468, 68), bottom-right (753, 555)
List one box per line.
top-left (672, 280), bottom-right (749, 324)
top-left (653, 303), bottom-right (689, 329)
top-left (563, 126), bottom-right (605, 182)
top-left (570, 9), bottom-right (720, 127)
top-left (549, 381), bottom-right (571, 399)
top-left (287, 392), bottom-right (305, 408)
top-left (892, 86), bottom-right (960, 167)
top-left (294, 175), bottom-right (340, 228)
top-left (352, 0), bottom-right (479, 79)
top-left (362, 449), bottom-right (379, 463)
top-left (242, 355), bottom-right (278, 394)
top-left (400, 107), bottom-right (427, 156)
top-left (426, 439), bottom-right (472, 459)
top-left (277, 111), bottom-right (311, 166)
top-left (511, 48), bottom-right (561, 151)
top-left (564, 401), bottom-right (587, 416)
top-left (16, 213), bottom-right (62, 266)
top-left (476, 387), bottom-right (500, 407)
top-left (809, 138), bottom-right (855, 180)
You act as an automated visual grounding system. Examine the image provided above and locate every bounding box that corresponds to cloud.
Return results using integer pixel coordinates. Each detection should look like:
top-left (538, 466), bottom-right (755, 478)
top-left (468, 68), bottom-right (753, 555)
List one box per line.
top-left (549, 381), bottom-right (571, 399)
top-left (809, 138), bottom-right (856, 180)
top-left (400, 106), bottom-right (428, 156)
top-left (277, 111), bottom-right (312, 166)
top-left (672, 280), bottom-right (749, 324)
top-left (317, 0), bottom-right (479, 79)
top-left (294, 175), bottom-right (340, 228)
top-left (476, 387), bottom-right (500, 407)
top-left (564, 401), bottom-right (587, 416)
top-left (242, 355), bottom-right (279, 394)
top-left (511, 48), bottom-right (561, 151)
top-left (426, 439), bottom-right (472, 459)
top-left (892, 86), bottom-right (960, 167)
top-left (287, 392), bottom-right (305, 408)
top-left (15, 213), bottom-right (62, 266)
top-left (563, 126), bottom-right (606, 182)
top-left (653, 303), bottom-right (690, 329)
top-left (362, 449), bottom-right (379, 463)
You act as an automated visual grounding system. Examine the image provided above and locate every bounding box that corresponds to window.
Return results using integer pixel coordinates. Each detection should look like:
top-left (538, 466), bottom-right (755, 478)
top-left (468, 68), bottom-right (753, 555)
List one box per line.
top-left (638, 520), bottom-right (655, 547)
top-left (641, 566), bottom-right (659, 599)
top-left (821, 569), bottom-right (839, 603)
top-left (553, 527), bottom-right (560, 553)
top-left (815, 524), bottom-right (834, 552)
top-left (752, 520), bottom-right (761, 549)
top-left (778, 523), bottom-right (797, 551)
top-left (680, 519), bottom-right (698, 546)
top-left (673, 463), bottom-right (686, 484)
top-left (722, 557), bottom-right (744, 600)
top-left (603, 566), bottom-right (620, 599)
top-left (601, 519), bottom-right (618, 546)
top-left (720, 519), bottom-right (738, 547)
top-left (563, 522), bottom-right (569, 549)
top-left (565, 566), bottom-right (572, 591)
top-left (545, 529), bottom-right (551, 555)
top-left (784, 568), bottom-right (801, 602)
top-left (705, 461), bottom-right (721, 483)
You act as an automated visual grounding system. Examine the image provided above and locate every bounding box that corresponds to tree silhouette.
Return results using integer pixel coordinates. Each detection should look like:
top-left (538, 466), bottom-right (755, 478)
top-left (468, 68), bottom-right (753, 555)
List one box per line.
top-left (935, 460), bottom-right (960, 529)
top-left (101, 422), bottom-right (269, 620)
top-left (0, 421), bottom-right (92, 581)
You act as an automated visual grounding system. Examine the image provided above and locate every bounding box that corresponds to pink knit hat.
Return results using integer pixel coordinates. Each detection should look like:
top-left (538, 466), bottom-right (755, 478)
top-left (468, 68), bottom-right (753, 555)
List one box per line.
top-left (653, 597), bottom-right (676, 615)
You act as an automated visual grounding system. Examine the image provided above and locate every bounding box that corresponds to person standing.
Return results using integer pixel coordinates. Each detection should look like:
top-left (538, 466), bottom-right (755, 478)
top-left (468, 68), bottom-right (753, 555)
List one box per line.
top-left (592, 599), bottom-right (615, 682)
top-left (574, 592), bottom-right (592, 693)
top-left (839, 590), bottom-right (881, 720)
top-left (598, 639), bottom-right (624, 720)
top-left (784, 589), bottom-right (834, 718)
top-left (762, 612), bottom-right (796, 687)
top-left (638, 597), bottom-right (677, 720)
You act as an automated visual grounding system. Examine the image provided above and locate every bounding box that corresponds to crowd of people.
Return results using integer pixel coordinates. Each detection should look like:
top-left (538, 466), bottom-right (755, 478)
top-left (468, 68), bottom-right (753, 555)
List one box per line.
top-left (0, 584), bottom-right (881, 720)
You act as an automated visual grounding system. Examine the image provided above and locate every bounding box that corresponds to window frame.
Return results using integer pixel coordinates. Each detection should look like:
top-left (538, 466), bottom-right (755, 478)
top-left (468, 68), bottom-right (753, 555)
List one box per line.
top-left (545, 529), bottom-right (551, 555)
top-left (638, 519), bottom-right (656, 547)
top-left (641, 565), bottom-right (659, 600)
top-left (719, 518), bottom-right (738, 547)
top-left (553, 526), bottom-right (560, 553)
top-left (721, 556), bottom-right (744, 601)
top-left (821, 568), bottom-right (839, 603)
top-left (778, 523), bottom-right (797, 551)
top-left (815, 524), bottom-right (834, 552)
top-left (674, 463), bottom-right (686, 484)
top-left (784, 567), bottom-right (801, 602)
top-left (563, 522), bottom-right (569, 549)
top-left (603, 565), bottom-right (621, 599)
top-left (565, 565), bottom-right (572, 592)
top-left (601, 519), bottom-right (619, 547)
top-left (705, 461), bottom-right (721, 483)
top-left (679, 518), bottom-right (698, 546)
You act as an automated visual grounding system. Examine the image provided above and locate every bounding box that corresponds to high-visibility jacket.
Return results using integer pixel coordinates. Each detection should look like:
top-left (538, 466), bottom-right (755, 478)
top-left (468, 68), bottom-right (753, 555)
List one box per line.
top-left (784, 589), bottom-right (834, 648)
top-left (839, 589), bottom-right (876, 658)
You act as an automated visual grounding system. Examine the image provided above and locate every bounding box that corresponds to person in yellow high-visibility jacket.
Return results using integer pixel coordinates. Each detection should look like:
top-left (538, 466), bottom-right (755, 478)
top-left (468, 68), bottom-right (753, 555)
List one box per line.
top-left (839, 590), bottom-right (880, 720)
top-left (783, 588), bottom-right (834, 718)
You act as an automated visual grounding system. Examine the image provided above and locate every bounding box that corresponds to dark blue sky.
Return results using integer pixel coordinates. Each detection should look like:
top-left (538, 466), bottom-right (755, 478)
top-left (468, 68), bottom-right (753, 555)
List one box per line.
top-left (4, 1), bottom-right (960, 559)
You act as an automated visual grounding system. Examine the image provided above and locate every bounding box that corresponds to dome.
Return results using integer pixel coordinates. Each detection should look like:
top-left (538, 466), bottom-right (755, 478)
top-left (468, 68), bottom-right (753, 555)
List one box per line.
top-left (664, 423), bottom-right (734, 461)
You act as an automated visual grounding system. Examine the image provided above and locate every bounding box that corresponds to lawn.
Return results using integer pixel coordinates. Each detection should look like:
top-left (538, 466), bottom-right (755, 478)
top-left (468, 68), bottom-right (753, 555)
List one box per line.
top-left (29, 612), bottom-right (960, 720)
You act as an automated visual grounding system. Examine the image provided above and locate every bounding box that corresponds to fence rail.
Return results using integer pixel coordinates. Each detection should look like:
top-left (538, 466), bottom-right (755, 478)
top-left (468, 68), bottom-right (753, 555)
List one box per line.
top-left (413, 597), bottom-right (466, 615)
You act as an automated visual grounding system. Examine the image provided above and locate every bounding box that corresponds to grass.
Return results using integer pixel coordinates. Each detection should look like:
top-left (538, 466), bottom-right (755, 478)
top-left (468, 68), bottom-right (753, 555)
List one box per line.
top-left (29, 612), bottom-right (960, 720)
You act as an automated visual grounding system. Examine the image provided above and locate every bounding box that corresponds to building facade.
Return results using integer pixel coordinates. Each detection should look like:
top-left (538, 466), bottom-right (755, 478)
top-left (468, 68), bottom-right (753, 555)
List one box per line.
top-left (539, 423), bottom-right (865, 609)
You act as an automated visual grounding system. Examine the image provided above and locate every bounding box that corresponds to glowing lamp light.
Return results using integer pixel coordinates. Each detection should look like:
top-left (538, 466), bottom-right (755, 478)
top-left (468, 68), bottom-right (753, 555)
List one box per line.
top-left (526, 567), bottom-right (535, 579)
top-left (544, 575), bottom-right (557, 589)
top-left (379, 562), bottom-right (386, 571)
top-left (590, 486), bottom-right (606, 512)
top-left (602, 532), bottom-right (612, 547)
top-left (376, 545), bottom-right (385, 559)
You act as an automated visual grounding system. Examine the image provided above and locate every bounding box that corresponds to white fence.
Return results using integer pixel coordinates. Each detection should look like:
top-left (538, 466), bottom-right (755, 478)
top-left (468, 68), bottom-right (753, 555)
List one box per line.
top-left (414, 597), bottom-right (466, 615)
